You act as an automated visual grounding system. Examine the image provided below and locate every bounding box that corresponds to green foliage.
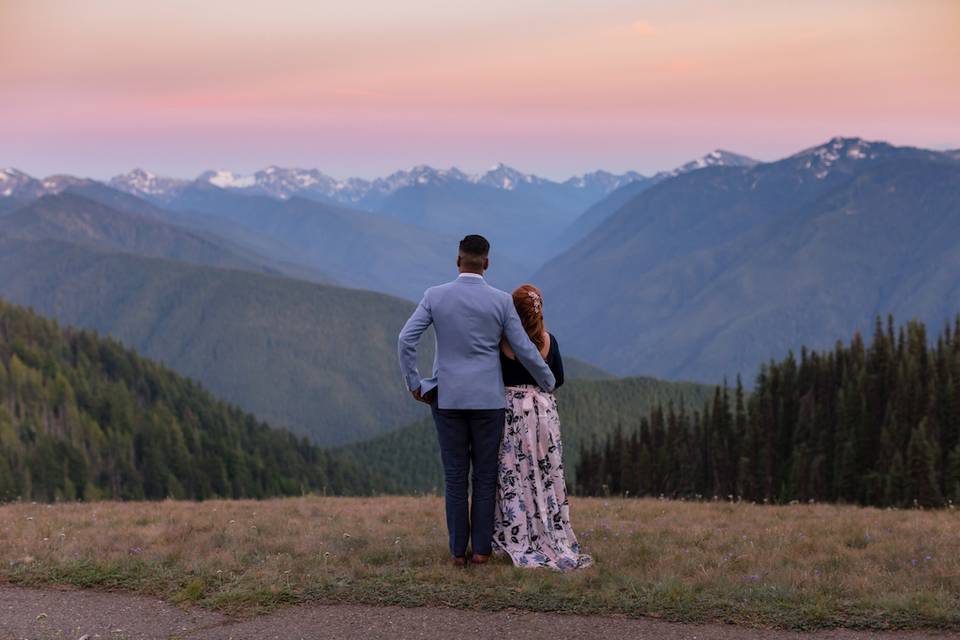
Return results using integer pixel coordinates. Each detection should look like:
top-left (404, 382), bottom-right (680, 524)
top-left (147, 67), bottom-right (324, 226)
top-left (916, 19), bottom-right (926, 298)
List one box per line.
top-left (577, 316), bottom-right (960, 507)
top-left (0, 236), bottom-right (434, 446)
top-left (339, 376), bottom-right (714, 493)
top-left (0, 298), bottom-right (374, 502)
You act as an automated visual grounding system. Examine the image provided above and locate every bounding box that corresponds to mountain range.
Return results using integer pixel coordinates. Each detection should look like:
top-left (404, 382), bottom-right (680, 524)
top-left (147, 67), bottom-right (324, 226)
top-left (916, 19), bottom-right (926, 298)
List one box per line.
top-left (555, 150), bottom-right (758, 250)
top-left (104, 163), bottom-right (656, 271)
top-left (5, 151), bottom-right (756, 295)
top-left (0, 192), bottom-right (305, 277)
top-left (106, 163), bottom-right (646, 208)
top-left (4, 135), bottom-right (959, 397)
top-left (537, 137), bottom-right (960, 382)
top-left (0, 186), bottom-right (610, 446)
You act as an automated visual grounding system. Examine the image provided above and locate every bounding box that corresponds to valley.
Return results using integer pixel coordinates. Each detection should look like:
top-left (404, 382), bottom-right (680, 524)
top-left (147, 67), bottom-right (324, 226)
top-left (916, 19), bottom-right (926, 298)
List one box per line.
top-left (2, 136), bottom-right (959, 496)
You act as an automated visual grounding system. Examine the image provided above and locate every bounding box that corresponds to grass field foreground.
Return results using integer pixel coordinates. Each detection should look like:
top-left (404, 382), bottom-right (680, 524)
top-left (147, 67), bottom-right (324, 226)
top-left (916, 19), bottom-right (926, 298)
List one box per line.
top-left (1, 496), bottom-right (958, 630)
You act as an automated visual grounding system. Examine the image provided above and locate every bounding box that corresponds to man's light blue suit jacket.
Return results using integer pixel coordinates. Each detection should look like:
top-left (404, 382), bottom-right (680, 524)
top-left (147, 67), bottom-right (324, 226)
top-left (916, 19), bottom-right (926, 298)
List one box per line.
top-left (398, 273), bottom-right (556, 410)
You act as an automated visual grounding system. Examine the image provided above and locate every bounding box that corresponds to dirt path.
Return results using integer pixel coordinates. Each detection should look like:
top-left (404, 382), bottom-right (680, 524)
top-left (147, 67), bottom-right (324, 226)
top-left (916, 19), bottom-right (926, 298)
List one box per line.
top-left (1, 586), bottom-right (956, 640)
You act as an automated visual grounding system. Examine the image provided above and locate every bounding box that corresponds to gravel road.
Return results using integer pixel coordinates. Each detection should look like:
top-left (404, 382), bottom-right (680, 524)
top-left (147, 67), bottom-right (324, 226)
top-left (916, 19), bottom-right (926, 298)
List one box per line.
top-left (1, 586), bottom-right (955, 640)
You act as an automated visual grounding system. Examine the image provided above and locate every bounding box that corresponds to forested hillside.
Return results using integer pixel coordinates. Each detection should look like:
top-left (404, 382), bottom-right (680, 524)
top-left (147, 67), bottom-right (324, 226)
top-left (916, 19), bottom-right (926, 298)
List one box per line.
top-left (340, 376), bottom-right (714, 493)
top-left (0, 299), bottom-right (372, 501)
top-left (577, 316), bottom-right (960, 507)
top-left (0, 237), bottom-right (434, 446)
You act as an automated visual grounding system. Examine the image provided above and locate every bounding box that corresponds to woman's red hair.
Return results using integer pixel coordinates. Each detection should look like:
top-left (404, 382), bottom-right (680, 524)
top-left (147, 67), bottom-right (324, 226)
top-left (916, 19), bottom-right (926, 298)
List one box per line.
top-left (512, 284), bottom-right (546, 351)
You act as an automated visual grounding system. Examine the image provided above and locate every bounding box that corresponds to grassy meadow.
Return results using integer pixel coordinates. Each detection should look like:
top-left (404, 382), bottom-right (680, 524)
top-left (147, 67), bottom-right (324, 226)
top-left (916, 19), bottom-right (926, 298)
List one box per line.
top-left (1, 496), bottom-right (958, 631)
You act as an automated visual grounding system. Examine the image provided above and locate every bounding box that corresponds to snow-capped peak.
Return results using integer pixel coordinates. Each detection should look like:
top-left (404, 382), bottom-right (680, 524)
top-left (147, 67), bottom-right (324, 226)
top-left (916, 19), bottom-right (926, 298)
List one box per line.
top-left (0, 168), bottom-right (42, 198)
top-left (200, 170), bottom-right (257, 189)
top-left (243, 167), bottom-right (340, 199)
top-left (664, 150), bottom-right (759, 177)
top-left (0, 168), bottom-right (30, 182)
top-left (40, 175), bottom-right (92, 191)
top-left (112, 161), bottom-right (650, 204)
top-left (562, 170), bottom-right (646, 192)
top-left (474, 163), bottom-right (543, 190)
top-left (108, 169), bottom-right (189, 201)
top-left (792, 137), bottom-right (882, 179)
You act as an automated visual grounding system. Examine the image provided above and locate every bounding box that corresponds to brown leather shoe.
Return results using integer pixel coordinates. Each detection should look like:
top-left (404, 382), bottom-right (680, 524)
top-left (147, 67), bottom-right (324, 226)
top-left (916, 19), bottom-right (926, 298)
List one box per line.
top-left (470, 554), bottom-right (491, 565)
top-left (451, 556), bottom-right (467, 567)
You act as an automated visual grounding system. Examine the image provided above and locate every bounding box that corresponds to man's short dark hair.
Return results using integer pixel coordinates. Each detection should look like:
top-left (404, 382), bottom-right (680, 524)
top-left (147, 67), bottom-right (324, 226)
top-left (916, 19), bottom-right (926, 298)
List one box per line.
top-left (459, 234), bottom-right (490, 258)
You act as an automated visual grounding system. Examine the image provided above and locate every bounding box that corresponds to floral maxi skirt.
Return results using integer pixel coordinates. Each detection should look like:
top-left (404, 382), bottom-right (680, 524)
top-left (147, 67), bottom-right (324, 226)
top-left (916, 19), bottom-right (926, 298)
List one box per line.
top-left (493, 385), bottom-right (592, 571)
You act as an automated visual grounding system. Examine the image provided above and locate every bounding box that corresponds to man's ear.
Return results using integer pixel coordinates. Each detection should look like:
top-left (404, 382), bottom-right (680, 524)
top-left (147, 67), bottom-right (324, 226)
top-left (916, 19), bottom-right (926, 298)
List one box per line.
top-left (483, 257), bottom-right (490, 271)
top-left (456, 255), bottom-right (462, 269)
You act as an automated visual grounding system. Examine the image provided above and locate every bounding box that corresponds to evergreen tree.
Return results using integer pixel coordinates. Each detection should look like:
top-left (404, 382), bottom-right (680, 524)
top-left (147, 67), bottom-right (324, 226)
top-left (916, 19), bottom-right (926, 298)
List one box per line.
top-left (0, 299), bottom-right (376, 501)
top-left (576, 315), bottom-right (960, 509)
top-left (906, 420), bottom-right (942, 507)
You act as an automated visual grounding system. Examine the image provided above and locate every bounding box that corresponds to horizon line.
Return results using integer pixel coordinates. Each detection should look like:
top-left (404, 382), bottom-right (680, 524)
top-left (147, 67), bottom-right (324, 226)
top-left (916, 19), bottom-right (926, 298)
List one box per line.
top-left (3, 135), bottom-right (958, 184)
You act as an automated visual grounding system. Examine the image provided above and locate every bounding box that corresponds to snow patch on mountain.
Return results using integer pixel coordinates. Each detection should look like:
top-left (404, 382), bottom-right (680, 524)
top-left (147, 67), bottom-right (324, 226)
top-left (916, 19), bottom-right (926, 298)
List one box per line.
top-left (472, 163), bottom-right (546, 190)
top-left (0, 169), bottom-right (43, 199)
top-left (109, 169), bottom-right (190, 201)
top-left (794, 137), bottom-right (880, 180)
top-left (202, 170), bottom-right (257, 189)
top-left (663, 149), bottom-right (759, 178)
top-left (106, 148), bottom-right (764, 206)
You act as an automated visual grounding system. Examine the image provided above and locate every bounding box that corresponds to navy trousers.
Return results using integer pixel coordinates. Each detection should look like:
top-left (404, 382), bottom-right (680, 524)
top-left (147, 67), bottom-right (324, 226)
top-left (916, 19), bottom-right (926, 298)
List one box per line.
top-left (431, 402), bottom-right (505, 558)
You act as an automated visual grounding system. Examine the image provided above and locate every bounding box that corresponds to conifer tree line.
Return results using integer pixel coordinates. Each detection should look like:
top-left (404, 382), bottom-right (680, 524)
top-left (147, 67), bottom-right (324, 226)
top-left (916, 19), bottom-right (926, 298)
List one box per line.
top-left (0, 300), bottom-right (373, 501)
top-left (576, 316), bottom-right (960, 507)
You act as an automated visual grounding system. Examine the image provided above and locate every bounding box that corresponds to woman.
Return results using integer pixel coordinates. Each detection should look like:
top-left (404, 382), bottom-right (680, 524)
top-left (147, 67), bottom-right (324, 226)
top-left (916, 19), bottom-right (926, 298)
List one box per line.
top-left (493, 284), bottom-right (592, 571)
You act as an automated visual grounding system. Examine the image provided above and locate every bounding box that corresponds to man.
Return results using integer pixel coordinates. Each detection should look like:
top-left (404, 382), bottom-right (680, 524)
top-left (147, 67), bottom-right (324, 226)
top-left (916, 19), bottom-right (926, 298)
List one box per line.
top-left (398, 234), bottom-right (555, 566)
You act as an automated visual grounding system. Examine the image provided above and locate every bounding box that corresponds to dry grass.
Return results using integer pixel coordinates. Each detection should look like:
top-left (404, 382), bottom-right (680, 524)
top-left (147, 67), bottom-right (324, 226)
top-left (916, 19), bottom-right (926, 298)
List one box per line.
top-left (1, 497), bottom-right (958, 630)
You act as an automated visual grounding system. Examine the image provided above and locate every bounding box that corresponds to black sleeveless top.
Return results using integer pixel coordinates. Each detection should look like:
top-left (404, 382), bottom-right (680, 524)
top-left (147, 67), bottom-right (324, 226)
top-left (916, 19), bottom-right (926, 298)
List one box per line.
top-left (500, 332), bottom-right (564, 390)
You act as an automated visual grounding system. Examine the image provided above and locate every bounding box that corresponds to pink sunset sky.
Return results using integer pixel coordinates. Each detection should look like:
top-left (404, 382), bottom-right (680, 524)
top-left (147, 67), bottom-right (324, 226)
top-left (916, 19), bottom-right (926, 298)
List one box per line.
top-left (1, 0), bottom-right (958, 179)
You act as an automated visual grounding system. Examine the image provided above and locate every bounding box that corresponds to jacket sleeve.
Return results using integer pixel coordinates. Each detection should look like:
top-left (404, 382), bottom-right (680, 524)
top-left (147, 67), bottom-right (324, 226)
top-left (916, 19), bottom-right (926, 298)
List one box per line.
top-left (550, 334), bottom-right (565, 390)
top-left (398, 291), bottom-right (433, 392)
top-left (502, 300), bottom-right (556, 392)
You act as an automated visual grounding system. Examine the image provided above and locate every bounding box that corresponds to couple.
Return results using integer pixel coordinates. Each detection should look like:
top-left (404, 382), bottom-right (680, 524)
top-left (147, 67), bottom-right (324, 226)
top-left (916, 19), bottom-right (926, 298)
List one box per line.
top-left (398, 234), bottom-right (592, 572)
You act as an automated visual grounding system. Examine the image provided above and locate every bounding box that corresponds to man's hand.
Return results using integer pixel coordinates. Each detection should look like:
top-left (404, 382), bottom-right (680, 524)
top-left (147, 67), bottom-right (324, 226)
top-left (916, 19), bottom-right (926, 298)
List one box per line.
top-left (411, 387), bottom-right (435, 404)
top-left (411, 386), bottom-right (436, 405)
